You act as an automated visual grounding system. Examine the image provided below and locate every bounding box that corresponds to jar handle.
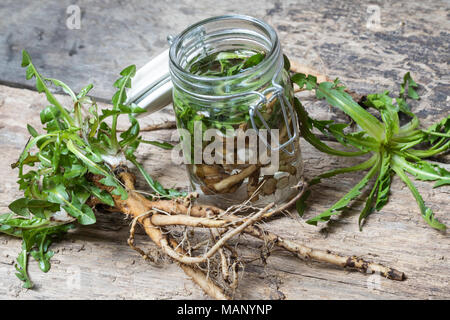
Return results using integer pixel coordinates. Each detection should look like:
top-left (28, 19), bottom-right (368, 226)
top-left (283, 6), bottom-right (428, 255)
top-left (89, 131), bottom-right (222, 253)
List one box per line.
top-left (249, 80), bottom-right (298, 156)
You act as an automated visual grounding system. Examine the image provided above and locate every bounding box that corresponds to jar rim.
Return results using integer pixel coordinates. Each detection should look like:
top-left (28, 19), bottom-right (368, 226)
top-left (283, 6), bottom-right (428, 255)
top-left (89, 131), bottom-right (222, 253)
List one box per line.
top-left (169, 14), bottom-right (279, 82)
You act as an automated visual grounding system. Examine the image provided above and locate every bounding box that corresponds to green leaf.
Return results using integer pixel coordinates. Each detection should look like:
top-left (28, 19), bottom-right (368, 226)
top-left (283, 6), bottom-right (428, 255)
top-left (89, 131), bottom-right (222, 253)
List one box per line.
top-left (315, 81), bottom-right (385, 142)
top-left (119, 103), bottom-right (146, 115)
top-left (66, 140), bottom-right (104, 175)
top-left (283, 54), bottom-right (291, 72)
top-left (139, 140), bottom-right (174, 150)
top-left (243, 52), bottom-right (265, 69)
top-left (21, 53), bottom-right (75, 127)
top-left (29, 229), bottom-right (54, 272)
top-left (400, 72), bottom-right (419, 100)
top-left (47, 184), bottom-right (69, 205)
top-left (9, 198), bottom-right (31, 217)
top-left (110, 65), bottom-right (137, 151)
top-left (63, 192), bottom-right (96, 225)
top-left (310, 117), bottom-right (379, 152)
top-left (21, 50), bottom-right (31, 67)
top-left (291, 73), bottom-right (317, 90)
top-left (40, 105), bottom-right (61, 125)
top-left (375, 152), bottom-right (392, 211)
top-left (311, 155), bottom-right (379, 186)
top-left (296, 190), bottom-right (311, 217)
top-left (27, 200), bottom-right (59, 219)
top-left (364, 92), bottom-right (400, 140)
top-left (47, 78), bottom-right (77, 101)
top-left (119, 115), bottom-right (140, 147)
top-left (84, 185), bottom-right (115, 207)
top-left (99, 175), bottom-right (128, 200)
top-left (63, 164), bottom-right (87, 179)
top-left (27, 124), bottom-right (39, 138)
top-left (393, 155), bottom-right (450, 188)
top-left (423, 115), bottom-right (450, 143)
top-left (25, 65), bottom-right (34, 80)
top-left (12, 224), bottom-right (72, 287)
top-left (119, 65), bottom-right (136, 78)
top-left (77, 84), bottom-right (94, 99)
top-left (127, 155), bottom-right (172, 198)
top-left (293, 98), bottom-right (368, 157)
top-left (35, 77), bottom-right (45, 93)
top-left (15, 248), bottom-right (32, 288)
top-left (306, 157), bottom-right (380, 225)
top-left (358, 178), bottom-right (380, 231)
top-left (393, 165), bottom-right (446, 230)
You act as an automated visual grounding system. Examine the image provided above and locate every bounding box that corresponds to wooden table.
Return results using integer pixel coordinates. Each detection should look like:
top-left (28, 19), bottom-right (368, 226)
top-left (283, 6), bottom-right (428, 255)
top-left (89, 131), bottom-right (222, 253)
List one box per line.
top-left (0, 0), bottom-right (449, 299)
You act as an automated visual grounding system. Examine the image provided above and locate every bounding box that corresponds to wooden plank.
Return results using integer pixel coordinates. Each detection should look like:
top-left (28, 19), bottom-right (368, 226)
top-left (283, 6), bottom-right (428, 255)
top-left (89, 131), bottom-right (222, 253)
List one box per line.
top-left (0, 0), bottom-right (448, 127)
top-left (0, 85), bottom-right (449, 299)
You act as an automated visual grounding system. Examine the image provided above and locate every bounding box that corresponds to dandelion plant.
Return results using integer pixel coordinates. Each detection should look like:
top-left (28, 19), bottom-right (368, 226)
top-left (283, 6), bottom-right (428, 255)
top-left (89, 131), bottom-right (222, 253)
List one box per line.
top-left (292, 71), bottom-right (449, 230)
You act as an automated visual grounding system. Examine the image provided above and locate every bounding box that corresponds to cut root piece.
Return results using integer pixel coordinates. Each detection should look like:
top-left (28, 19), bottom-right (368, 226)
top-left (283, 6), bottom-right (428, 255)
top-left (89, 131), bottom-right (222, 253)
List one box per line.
top-left (243, 225), bottom-right (405, 280)
top-left (213, 164), bottom-right (259, 192)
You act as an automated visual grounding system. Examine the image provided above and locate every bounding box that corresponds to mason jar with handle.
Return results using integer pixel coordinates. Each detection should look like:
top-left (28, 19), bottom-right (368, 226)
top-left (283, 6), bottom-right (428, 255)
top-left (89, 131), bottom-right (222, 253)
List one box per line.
top-left (128, 15), bottom-right (303, 208)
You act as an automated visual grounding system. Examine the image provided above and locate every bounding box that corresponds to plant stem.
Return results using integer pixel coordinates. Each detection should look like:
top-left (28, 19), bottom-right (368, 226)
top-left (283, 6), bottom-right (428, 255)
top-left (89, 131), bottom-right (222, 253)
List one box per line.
top-left (311, 154), bottom-right (378, 185)
top-left (316, 85), bottom-right (385, 142)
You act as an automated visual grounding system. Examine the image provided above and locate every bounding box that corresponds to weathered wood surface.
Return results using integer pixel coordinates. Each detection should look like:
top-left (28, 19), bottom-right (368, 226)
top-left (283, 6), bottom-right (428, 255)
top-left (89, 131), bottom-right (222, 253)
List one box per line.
top-left (0, 0), bottom-right (449, 300)
top-left (0, 0), bottom-right (449, 127)
top-left (0, 85), bottom-right (449, 300)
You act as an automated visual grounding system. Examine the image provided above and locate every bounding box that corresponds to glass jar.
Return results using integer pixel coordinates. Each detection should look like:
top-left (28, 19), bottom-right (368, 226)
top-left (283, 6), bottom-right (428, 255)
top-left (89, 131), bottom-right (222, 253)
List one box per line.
top-left (169, 15), bottom-right (303, 208)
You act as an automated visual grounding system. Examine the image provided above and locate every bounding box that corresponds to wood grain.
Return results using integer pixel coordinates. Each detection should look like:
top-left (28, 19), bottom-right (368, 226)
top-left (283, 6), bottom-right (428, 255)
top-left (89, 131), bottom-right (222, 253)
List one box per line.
top-left (0, 0), bottom-right (448, 300)
top-left (0, 0), bottom-right (449, 126)
top-left (0, 85), bottom-right (448, 300)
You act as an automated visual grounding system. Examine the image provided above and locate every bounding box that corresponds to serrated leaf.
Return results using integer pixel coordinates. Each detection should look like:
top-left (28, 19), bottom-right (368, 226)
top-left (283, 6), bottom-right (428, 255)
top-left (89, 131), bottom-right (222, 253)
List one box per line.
top-left (77, 84), bottom-right (94, 99)
top-left (306, 159), bottom-right (380, 225)
top-left (359, 178), bottom-right (379, 230)
top-left (400, 72), bottom-right (419, 101)
top-left (393, 165), bottom-right (446, 230)
top-left (119, 65), bottom-right (136, 78)
top-left (315, 81), bottom-right (385, 142)
top-left (119, 115), bottom-right (140, 147)
top-left (293, 98), bottom-right (367, 157)
top-left (15, 249), bottom-right (32, 288)
top-left (25, 65), bottom-right (34, 80)
top-left (423, 115), bottom-right (450, 144)
top-left (393, 155), bottom-right (450, 187)
top-left (364, 91), bottom-right (400, 140)
top-left (291, 73), bottom-right (317, 90)
top-left (375, 152), bottom-right (392, 211)
top-left (35, 76), bottom-right (46, 93)
top-left (48, 78), bottom-right (76, 101)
